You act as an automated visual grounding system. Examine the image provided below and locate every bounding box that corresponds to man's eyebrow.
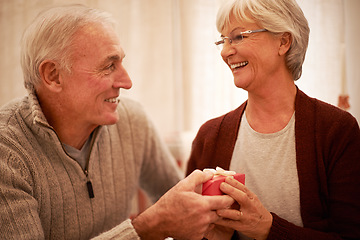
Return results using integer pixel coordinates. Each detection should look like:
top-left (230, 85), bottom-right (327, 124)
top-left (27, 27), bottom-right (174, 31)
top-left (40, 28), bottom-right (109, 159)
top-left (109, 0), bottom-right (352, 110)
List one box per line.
top-left (106, 55), bottom-right (120, 62)
top-left (100, 53), bottom-right (124, 66)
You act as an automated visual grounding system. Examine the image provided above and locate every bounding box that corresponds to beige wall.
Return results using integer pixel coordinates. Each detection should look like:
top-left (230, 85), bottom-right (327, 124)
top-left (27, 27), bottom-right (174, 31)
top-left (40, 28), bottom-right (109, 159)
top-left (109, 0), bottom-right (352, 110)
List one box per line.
top-left (344, 0), bottom-right (360, 121)
top-left (0, 0), bottom-right (359, 135)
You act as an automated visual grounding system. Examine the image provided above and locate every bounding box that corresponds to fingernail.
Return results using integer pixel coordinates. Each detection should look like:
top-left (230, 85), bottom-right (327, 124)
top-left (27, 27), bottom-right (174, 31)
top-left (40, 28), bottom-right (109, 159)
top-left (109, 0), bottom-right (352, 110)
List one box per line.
top-left (220, 182), bottom-right (228, 189)
top-left (223, 177), bottom-right (233, 184)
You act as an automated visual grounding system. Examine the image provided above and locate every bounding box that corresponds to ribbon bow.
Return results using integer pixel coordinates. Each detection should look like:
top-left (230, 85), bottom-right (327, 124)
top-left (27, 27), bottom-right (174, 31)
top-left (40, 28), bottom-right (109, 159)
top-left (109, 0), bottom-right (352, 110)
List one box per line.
top-left (203, 166), bottom-right (236, 178)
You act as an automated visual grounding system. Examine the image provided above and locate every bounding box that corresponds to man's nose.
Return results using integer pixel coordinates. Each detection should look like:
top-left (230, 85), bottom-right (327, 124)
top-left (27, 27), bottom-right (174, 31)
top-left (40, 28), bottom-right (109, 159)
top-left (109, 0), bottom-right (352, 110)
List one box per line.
top-left (113, 65), bottom-right (132, 89)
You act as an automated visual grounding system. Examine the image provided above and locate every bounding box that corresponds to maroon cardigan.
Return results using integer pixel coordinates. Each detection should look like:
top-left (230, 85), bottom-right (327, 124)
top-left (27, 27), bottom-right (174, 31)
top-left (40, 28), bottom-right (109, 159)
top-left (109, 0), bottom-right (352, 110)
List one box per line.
top-left (186, 89), bottom-right (360, 239)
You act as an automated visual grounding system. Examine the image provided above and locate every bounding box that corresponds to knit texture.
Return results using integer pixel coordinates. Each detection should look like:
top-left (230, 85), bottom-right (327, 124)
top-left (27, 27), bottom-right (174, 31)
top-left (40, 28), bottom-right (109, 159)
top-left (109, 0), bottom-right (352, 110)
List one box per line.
top-left (0, 91), bottom-right (182, 239)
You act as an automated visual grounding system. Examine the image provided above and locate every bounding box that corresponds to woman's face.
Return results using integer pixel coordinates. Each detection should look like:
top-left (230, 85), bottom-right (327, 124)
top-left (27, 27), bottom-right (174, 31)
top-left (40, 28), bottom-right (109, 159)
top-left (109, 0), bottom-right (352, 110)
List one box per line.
top-left (220, 14), bottom-right (285, 92)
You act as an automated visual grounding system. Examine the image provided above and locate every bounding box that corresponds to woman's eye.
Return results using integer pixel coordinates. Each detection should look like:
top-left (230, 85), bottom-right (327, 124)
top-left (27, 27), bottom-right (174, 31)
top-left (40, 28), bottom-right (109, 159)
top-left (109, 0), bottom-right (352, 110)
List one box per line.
top-left (233, 34), bottom-right (243, 41)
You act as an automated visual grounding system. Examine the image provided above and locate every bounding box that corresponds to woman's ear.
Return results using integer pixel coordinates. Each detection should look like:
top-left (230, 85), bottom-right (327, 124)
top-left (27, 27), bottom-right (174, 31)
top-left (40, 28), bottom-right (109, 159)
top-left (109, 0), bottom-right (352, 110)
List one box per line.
top-left (279, 32), bottom-right (292, 56)
top-left (39, 60), bottom-right (62, 92)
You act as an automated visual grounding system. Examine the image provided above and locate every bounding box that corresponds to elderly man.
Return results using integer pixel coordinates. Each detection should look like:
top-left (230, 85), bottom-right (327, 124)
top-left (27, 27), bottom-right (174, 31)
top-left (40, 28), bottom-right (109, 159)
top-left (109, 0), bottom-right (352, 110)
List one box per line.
top-left (0, 4), bottom-right (233, 240)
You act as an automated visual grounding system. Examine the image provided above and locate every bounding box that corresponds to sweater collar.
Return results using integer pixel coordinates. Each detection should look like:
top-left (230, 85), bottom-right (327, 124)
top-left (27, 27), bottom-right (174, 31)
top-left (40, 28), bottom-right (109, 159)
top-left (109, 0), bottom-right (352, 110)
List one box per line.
top-left (28, 89), bottom-right (52, 128)
top-left (26, 88), bottom-right (104, 144)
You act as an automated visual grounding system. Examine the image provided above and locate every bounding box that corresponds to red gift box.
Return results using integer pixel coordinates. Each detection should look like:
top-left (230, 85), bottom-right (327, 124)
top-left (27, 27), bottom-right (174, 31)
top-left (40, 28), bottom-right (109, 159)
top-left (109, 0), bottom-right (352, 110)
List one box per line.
top-left (202, 173), bottom-right (245, 196)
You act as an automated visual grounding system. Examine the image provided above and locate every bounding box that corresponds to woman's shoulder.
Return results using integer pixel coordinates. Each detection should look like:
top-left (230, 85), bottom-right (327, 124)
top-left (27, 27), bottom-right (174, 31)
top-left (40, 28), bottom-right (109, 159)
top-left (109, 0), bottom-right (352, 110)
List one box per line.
top-left (297, 89), bottom-right (359, 135)
top-left (196, 102), bottom-right (246, 138)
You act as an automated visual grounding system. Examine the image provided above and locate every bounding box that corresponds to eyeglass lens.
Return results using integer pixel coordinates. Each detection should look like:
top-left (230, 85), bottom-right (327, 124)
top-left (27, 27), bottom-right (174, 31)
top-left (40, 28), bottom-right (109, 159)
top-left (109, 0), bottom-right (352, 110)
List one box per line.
top-left (216, 29), bottom-right (244, 46)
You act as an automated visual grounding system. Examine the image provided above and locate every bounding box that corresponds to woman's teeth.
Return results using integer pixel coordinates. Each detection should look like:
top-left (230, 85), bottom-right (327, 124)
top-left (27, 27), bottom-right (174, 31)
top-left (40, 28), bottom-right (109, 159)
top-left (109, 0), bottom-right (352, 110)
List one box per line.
top-left (105, 98), bottom-right (119, 103)
top-left (230, 61), bottom-right (248, 69)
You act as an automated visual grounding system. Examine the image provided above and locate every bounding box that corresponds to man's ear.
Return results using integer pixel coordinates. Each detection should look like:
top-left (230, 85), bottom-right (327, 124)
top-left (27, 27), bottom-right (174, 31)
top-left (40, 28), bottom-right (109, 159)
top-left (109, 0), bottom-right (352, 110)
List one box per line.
top-left (279, 32), bottom-right (292, 56)
top-left (39, 60), bottom-right (62, 92)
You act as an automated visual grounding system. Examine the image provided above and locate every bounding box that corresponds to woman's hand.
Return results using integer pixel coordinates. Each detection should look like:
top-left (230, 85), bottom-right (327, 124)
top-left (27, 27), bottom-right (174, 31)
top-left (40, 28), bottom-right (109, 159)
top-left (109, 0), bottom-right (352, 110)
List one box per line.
top-left (215, 177), bottom-right (273, 240)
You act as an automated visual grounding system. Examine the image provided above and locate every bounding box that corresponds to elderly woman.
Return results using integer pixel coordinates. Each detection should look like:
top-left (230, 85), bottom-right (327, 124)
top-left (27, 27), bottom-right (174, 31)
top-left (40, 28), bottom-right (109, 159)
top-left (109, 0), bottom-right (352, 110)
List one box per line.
top-left (186, 0), bottom-right (360, 239)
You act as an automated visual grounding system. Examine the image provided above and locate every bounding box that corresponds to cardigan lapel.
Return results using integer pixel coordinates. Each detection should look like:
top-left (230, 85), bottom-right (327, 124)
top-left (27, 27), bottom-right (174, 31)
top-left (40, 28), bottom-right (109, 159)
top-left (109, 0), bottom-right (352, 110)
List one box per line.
top-left (294, 89), bottom-right (326, 228)
top-left (212, 102), bottom-right (247, 170)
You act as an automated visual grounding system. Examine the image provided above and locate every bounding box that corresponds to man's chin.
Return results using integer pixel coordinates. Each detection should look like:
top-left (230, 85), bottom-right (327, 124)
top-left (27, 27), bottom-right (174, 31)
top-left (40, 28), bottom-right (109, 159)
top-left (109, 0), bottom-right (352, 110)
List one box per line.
top-left (100, 114), bottom-right (119, 126)
top-left (105, 118), bottom-right (119, 126)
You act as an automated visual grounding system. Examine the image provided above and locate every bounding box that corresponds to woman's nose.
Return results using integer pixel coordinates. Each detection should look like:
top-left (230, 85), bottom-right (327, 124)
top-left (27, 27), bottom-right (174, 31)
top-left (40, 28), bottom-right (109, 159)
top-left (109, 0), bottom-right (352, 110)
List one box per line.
top-left (221, 42), bottom-right (236, 59)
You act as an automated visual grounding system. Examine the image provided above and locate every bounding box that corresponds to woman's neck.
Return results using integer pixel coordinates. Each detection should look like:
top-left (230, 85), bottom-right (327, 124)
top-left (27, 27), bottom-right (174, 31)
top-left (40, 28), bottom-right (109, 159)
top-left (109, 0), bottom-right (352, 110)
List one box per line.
top-left (245, 83), bottom-right (297, 134)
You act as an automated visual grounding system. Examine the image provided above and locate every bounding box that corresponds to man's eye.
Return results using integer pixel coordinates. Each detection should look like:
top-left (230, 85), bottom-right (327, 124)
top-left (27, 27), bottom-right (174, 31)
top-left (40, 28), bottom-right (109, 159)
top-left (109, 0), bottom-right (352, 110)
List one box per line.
top-left (106, 63), bottom-right (115, 70)
top-left (103, 63), bottom-right (116, 74)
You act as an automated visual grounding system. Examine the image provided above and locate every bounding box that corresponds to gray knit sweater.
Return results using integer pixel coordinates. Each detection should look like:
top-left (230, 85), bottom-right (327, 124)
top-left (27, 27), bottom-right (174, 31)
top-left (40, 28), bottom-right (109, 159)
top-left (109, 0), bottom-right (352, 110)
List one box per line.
top-left (0, 91), bottom-right (182, 239)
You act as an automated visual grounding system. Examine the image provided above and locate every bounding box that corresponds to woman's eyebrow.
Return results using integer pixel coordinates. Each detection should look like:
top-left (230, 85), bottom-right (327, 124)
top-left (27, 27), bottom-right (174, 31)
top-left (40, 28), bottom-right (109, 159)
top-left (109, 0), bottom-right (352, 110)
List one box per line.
top-left (229, 27), bottom-right (243, 34)
top-left (221, 27), bottom-right (243, 37)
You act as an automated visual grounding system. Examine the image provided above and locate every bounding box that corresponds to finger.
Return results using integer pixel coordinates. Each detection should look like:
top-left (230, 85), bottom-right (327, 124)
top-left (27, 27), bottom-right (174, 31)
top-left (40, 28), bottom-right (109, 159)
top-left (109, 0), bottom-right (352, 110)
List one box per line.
top-left (226, 177), bottom-right (257, 201)
top-left (205, 209), bottom-right (223, 224)
top-left (226, 177), bottom-right (255, 198)
top-left (225, 176), bottom-right (246, 190)
top-left (215, 217), bottom-right (241, 230)
top-left (179, 169), bottom-right (214, 193)
top-left (204, 195), bottom-right (235, 210)
top-left (217, 208), bottom-right (243, 221)
top-left (220, 181), bottom-right (249, 204)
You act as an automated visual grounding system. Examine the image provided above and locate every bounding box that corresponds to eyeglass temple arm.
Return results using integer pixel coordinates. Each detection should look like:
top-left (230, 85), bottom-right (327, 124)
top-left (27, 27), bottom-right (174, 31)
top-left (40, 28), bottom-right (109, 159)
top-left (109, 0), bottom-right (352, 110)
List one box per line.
top-left (243, 29), bottom-right (268, 34)
top-left (214, 29), bottom-right (267, 45)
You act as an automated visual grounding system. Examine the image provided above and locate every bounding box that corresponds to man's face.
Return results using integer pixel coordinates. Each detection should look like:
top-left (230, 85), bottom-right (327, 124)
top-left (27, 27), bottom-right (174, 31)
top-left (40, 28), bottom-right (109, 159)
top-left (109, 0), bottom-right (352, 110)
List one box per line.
top-left (59, 23), bottom-right (132, 130)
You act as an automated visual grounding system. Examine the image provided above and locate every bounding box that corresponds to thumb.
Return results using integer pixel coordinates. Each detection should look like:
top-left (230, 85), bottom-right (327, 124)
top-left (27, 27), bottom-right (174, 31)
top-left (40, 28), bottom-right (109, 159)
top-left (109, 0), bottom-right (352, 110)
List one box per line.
top-left (180, 169), bottom-right (214, 193)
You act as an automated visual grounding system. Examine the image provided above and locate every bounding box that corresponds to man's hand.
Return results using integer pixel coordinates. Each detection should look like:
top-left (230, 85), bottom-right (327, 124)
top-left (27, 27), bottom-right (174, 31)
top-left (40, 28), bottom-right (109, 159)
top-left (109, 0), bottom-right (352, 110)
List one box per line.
top-left (204, 224), bottom-right (234, 240)
top-left (132, 170), bottom-right (235, 240)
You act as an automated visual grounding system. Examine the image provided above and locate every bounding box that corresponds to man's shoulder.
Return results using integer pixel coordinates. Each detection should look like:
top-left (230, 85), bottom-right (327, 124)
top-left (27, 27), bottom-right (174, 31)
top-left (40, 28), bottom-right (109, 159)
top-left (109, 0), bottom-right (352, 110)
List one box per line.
top-left (0, 97), bottom-right (35, 165)
top-left (117, 96), bottom-right (147, 118)
top-left (118, 96), bottom-right (143, 109)
top-left (0, 97), bottom-right (30, 131)
top-left (114, 96), bottom-right (151, 128)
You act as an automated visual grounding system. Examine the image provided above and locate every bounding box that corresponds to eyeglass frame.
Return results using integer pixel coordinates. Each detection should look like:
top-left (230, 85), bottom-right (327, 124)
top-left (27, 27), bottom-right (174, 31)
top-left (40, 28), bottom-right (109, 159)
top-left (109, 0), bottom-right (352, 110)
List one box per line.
top-left (215, 29), bottom-right (268, 46)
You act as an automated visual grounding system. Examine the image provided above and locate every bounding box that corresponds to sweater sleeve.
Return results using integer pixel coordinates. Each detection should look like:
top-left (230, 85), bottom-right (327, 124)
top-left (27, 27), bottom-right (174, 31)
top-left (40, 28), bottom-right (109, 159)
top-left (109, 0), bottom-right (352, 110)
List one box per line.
top-left (0, 150), bottom-right (45, 239)
top-left (91, 219), bottom-right (140, 240)
top-left (266, 213), bottom-right (342, 239)
top-left (139, 112), bottom-right (183, 203)
top-left (120, 97), bottom-right (182, 203)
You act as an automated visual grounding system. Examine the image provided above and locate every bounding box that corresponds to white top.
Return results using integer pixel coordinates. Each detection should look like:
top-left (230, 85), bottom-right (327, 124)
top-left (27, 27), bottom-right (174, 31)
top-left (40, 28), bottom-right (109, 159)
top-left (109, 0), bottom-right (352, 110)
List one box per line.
top-left (230, 111), bottom-right (303, 230)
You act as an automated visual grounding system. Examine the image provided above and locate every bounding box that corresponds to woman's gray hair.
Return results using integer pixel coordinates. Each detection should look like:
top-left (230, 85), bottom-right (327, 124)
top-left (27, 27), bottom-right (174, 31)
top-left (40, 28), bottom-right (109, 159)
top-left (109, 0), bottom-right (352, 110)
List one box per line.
top-left (20, 4), bottom-right (116, 90)
top-left (216, 0), bottom-right (310, 80)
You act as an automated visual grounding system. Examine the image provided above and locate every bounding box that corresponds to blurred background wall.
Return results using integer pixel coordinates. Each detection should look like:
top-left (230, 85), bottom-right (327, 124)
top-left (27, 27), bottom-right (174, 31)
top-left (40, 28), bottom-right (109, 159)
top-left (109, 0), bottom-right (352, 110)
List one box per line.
top-left (0, 0), bottom-right (359, 165)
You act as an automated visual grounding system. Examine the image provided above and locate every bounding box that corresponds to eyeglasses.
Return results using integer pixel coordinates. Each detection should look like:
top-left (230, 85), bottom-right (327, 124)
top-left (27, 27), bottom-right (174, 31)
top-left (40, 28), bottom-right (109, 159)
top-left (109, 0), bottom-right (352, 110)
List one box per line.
top-left (215, 29), bottom-right (268, 47)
